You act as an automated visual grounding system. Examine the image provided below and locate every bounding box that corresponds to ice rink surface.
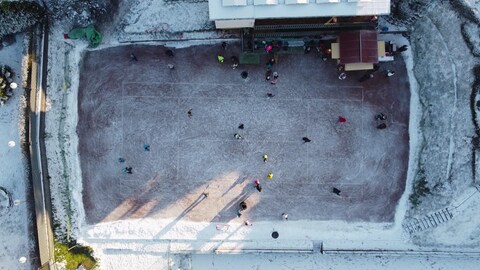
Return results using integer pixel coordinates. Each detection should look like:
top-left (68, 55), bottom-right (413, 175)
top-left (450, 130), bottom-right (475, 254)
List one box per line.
top-left (78, 43), bottom-right (410, 224)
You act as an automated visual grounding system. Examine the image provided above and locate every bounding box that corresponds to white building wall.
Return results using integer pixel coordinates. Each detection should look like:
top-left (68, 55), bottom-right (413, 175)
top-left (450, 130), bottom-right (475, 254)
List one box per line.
top-left (209, 0), bottom-right (390, 23)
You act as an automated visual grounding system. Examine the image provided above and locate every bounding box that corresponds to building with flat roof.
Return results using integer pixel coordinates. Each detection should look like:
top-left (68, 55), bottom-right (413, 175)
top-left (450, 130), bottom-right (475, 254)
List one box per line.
top-left (209, 0), bottom-right (391, 29)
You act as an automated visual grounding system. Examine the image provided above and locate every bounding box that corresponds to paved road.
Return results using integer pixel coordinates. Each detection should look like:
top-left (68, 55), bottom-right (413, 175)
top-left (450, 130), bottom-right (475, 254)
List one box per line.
top-left (29, 23), bottom-right (55, 268)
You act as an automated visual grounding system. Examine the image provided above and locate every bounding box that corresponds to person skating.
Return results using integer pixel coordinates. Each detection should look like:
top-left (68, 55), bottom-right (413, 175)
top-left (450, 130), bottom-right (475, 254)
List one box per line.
top-left (397, 45), bottom-right (408, 53)
top-left (240, 201), bottom-right (247, 210)
top-left (375, 113), bottom-right (387, 121)
top-left (234, 133), bottom-right (243, 140)
top-left (359, 73), bottom-right (374, 82)
top-left (124, 167), bottom-right (133, 174)
top-left (271, 72), bottom-right (279, 84)
top-left (254, 179), bottom-right (262, 192)
top-left (304, 46), bottom-right (311, 54)
top-left (265, 70), bottom-right (272, 81)
top-left (302, 137), bottom-right (311, 143)
top-left (265, 61), bottom-right (273, 70)
top-left (165, 49), bottom-right (174, 57)
top-left (231, 56), bottom-right (239, 69)
top-left (130, 53), bottom-right (138, 62)
top-left (237, 201), bottom-right (248, 217)
top-left (377, 123), bottom-right (387, 129)
top-left (265, 44), bottom-right (273, 53)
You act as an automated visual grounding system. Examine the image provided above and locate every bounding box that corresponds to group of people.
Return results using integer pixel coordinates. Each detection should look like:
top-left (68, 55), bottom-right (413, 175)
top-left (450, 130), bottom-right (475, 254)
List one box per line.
top-left (126, 42), bottom-right (395, 226)
top-left (357, 67), bottom-right (395, 82)
top-left (337, 44), bottom-right (409, 81)
top-left (264, 57), bottom-right (279, 85)
top-left (230, 117), bottom-right (320, 225)
top-left (217, 42), bottom-right (282, 87)
top-left (119, 143), bottom-right (152, 174)
top-left (217, 42), bottom-right (239, 69)
top-left (236, 199), bottom-right (289, 226)
top-left (118, 158), bottom-right (132, 174)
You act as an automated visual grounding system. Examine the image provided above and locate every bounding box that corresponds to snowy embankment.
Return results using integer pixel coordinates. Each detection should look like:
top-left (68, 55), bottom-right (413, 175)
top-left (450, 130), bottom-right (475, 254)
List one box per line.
top-left (0, 33), bottom-right (36, 269)
top-left (44, 24), bottom-right (87, 241)
top-left (402, 0), bottom-right (480, 247)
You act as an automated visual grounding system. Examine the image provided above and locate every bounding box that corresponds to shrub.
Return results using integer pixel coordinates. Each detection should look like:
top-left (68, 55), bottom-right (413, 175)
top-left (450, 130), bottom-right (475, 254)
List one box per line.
top-left (54, 239), bottom-right (97, 270)
top-left (409, 169), bottom-right (431, 207)
top-left (0, 65), bottom-right (15, 105)
top-left (0, 1), bottom-right (45, 38)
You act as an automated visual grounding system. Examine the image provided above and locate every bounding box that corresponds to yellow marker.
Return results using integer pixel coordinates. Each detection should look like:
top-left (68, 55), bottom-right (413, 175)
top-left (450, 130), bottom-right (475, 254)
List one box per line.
top-left (263, 154), bottom-right (268, 162)
top-left (267, 173), bottom-right (273, 179)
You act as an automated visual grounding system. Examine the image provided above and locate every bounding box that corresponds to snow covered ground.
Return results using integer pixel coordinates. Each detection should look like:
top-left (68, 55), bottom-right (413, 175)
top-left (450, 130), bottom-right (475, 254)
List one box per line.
top-left (37, 0), bottom-right (480, 269)
top-left (114, 0), bottom-right (224, 42)
top-left (191, 253), bottom-right (480, 270)
top-left (402, 0), bottom-right (480, 247)
top-left (95, 249), bottom-right (480, 269)
top-left (0, 34), bottom-right (36, 270)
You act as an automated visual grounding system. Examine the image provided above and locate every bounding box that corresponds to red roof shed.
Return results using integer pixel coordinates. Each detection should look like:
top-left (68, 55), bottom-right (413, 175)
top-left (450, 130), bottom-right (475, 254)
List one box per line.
top-left (339, 30), bottom-right (379, 64)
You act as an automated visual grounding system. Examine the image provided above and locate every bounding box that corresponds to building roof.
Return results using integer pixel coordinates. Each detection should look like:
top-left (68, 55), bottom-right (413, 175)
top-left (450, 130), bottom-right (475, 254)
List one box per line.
top-left (339, 30), bottom-right (378, 64)
top-left (209, 0), bottom-right (390, 21)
